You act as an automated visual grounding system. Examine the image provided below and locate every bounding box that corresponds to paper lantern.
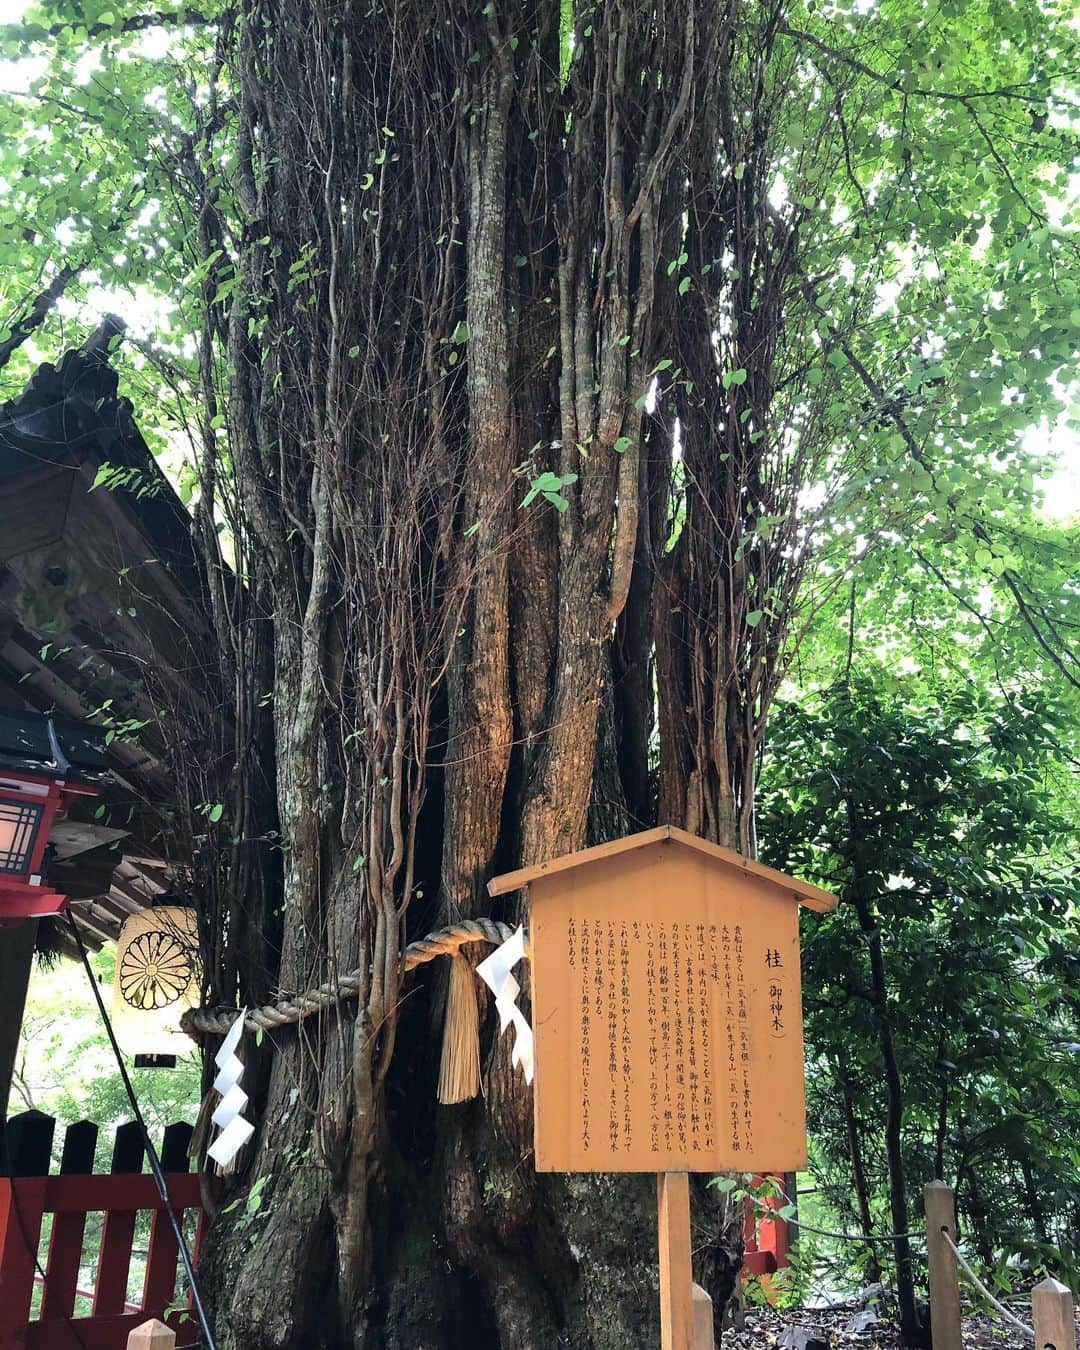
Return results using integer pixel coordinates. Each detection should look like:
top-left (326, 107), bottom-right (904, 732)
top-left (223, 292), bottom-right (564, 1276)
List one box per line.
top-left (113, 906), bottom-right (201, 1061)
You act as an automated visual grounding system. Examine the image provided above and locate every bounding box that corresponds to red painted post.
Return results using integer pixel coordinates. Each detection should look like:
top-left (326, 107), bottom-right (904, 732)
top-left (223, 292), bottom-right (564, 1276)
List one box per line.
top-left (42, 1119), bottom-right (98, 1321)
top-left (759, 1181), bottom-right (791, 1270)
top-left (93, 1206), bottom-right (140, 1316)
top-left (92, 1122), bottom-right (143, 1318)
top-left (41, 1206), bottom-right (88, 1319)
top-left (0, 1177), bottom-right (47, 1343)
top-left (141, 1207), bottom-right (182, 1316)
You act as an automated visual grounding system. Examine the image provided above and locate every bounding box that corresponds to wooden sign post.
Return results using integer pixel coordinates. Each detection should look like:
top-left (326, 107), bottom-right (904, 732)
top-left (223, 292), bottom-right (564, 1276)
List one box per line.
top-left (489, 826), bottom-right (837, 1347)
top-left (657, 1170), bottom-right (693, 1349)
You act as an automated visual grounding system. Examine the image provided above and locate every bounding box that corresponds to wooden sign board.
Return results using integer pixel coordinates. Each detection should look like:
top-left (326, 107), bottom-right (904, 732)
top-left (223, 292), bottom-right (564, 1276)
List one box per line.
top-left (491, 827), bottom-right (836, 1175)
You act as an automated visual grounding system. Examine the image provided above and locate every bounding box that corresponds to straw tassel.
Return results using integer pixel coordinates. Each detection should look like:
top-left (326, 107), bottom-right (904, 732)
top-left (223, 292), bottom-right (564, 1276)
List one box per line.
top-left (437, 951), bottom-right (481, 1103)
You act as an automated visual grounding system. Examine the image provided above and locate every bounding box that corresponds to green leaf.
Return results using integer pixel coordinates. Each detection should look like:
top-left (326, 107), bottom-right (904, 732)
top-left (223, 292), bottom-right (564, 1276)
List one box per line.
top-left (614, 435), bottom-right (633, 453)
top-left (746, 610), bottom-right (764, 628)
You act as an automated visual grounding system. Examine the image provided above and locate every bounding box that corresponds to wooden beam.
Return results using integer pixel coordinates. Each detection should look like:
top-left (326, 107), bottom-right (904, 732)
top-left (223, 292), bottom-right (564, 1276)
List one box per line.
top-left (66, 903), bottom-right (119, 944)
top-left (658, 1172), bottom-right (694, 1350)
top-left (0, 920), bottom-right (37, 1118)
top-left (108, 876), bottom-right (159, 912)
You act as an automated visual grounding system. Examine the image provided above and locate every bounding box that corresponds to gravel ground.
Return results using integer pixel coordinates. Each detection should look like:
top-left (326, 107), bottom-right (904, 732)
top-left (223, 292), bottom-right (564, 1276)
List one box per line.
top-left (717, 1304), bottom-right (1079, 1347)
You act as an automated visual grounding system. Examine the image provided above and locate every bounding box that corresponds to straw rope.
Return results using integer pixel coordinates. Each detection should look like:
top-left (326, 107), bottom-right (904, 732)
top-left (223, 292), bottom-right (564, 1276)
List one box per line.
top-left (940, 1229), bottom-right (1035, 1340)
top-left (181, 918), bottom-right (527, 1039)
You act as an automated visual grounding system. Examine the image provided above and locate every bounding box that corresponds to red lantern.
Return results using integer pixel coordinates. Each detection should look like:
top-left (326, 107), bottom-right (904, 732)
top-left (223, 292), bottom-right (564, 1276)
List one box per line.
top-left (0, 711), bottom-right (108, 924)
top-left (0, 769), bottom-right (99, 921)
top-left (0, 777), bottom-right (99, 923)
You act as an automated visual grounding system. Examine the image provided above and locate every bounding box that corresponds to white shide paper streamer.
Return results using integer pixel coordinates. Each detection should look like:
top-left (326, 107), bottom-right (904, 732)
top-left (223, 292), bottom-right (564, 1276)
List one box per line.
top-left (207, 1009), bottom-right (255, 1167)
top-left (475, 925), bottom-right (534, 1084)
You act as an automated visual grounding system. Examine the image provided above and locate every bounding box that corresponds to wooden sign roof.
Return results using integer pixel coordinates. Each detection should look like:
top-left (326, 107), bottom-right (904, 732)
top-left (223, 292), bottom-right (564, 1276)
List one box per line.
top-left (488, 824), bottom-right (837, 913)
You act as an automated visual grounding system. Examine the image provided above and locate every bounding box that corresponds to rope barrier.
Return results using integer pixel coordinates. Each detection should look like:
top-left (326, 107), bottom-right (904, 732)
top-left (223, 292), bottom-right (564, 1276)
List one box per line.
top-left (756, 1179), bottom-right (919, 1245)
top-left (182, 918), bottom-right (524, 1038)
top-left (940, 1228), bottom-right (1035, 1341)
top-left (788, 1217), bottom-right (921, 1245)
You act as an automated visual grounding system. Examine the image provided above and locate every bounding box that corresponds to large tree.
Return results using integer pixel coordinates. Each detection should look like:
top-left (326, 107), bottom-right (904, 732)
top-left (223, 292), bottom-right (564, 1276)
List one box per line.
top-left (2, 0), bottom-right (1077, 1345)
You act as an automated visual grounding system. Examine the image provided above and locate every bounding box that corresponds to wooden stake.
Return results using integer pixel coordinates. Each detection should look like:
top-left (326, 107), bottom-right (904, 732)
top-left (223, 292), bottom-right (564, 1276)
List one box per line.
top-left (924, 1182), bottom-right (962, 1350)
top-left (1033, 1277), bottom-right (1076, 1350)
top-left (691, 1282), bottom-right (715, 1350)
top-left (127, 1319), bottom-right (176, 1349)
top-left (658, 1172), bottom-right (694, 1350)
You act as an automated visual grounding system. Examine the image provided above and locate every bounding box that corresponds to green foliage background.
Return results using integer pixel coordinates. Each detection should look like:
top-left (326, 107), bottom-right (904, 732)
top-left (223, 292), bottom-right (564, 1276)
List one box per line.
top-left (16, 947), bottom-right (201, 1171)
top-left (1, 0), bottom-right (1078, 1316)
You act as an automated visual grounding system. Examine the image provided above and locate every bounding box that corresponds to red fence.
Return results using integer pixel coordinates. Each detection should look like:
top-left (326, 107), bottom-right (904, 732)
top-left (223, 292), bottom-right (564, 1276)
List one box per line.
top-left (1, 1110), bottom-right (788, 1345)
top-left (0, 1110), bottom-right (205, 1349)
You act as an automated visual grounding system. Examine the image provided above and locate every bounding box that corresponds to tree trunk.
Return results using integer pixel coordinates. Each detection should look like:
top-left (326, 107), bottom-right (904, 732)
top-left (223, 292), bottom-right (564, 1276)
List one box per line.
top-left (837, 1054), bottom-right (883, 1287)
top-left (179, 1), bottom-right (815, 1344)
top-left (845, 804), bottom-right (928, 1349)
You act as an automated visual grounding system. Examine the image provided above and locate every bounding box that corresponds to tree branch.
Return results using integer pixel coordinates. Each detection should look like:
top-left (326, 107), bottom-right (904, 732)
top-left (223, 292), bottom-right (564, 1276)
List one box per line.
top-left (3, 9), bottom-right (210, 43)
top-left (779, 23), bottom-right (1054, 107)
top-left (0, 265), bottom-right (81, 374)
top-left (842, 340), bottom-right (1080, 692)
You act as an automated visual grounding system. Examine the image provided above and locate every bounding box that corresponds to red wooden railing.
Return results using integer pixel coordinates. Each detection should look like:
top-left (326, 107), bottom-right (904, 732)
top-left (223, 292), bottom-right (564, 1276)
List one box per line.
top-left (743, 1172), bottom-right (792, 1280)
top-left (34, 1271), bottom-right (142, 1313)
top-left (1, 1111), bottom-right (789, 1344)
top-left (0, 1110), bottom-right (206, 1349)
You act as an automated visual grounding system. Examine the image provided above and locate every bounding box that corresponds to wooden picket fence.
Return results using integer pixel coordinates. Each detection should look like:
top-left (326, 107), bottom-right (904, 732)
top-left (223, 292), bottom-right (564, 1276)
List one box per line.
top-left (925, 1181), bottom-right (1077, 1349)
top-left (0, 1109), bottom-right (205, 1350)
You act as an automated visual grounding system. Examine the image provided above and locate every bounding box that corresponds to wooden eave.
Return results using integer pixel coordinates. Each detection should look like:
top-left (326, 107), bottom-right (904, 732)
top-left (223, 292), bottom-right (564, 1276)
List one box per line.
top-left (0, 336), bottom-right (220, 955)
top-left (487, 824), bottom-right (838, 913)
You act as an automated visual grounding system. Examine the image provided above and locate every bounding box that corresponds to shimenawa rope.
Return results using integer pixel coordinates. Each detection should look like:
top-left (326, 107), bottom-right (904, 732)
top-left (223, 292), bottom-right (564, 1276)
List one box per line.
top-left (181, 918), bottom-right (524, 1037)
top-left (182, 918), bottom-right (528, 1105)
